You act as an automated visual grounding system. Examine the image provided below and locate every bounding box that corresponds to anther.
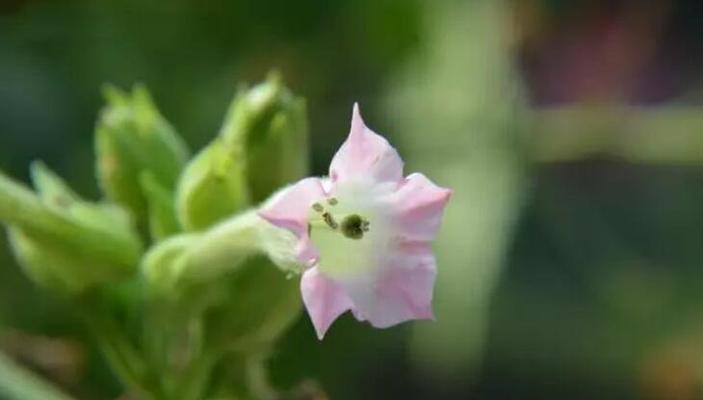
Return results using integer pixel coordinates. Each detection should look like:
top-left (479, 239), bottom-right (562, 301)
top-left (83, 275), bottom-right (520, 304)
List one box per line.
top-left (322, 212), bottom-right (338, 230)
top-left (327, 197), bottom-right (338, 206)
top-left (312, 203), bottom-right (324, 212)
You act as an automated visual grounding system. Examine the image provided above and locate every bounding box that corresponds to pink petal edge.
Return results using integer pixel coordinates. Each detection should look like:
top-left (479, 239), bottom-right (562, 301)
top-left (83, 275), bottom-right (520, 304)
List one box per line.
top-left (386, 172), bottom-right (452, 242)
top-left (301, 267), bottom-right (354, 339)
top-left (257, 177), bottom-right (326, 266)
top-left (341, 241), bottom-right (437, 329)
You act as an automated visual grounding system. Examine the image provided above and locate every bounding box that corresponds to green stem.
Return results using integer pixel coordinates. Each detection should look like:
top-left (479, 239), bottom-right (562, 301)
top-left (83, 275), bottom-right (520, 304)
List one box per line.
top-left (531, 105), bottom-right (703, 164)
top-left (93, 324), bottom-right (151, 399)
top-left (79, 302), bottom-right (156, 399)
top-left (245, 354), bottom-right (277, 400)
top-left (0, 351), bottom-right (75, 400)
top-left (177, 352), bottom-right (218, 400)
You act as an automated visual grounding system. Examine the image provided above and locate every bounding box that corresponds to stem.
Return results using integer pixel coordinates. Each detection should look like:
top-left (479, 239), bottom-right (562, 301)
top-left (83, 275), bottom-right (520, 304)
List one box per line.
top-left (531, 105), bottom-right (703, 164)
top-left (245, 354), bottom-right (277, 400)
top-left (78, 300), bottom-right (156, 399)
top-left (177, 352), bottom-right (217, 400)
top-left (0, 351), bottom-right (75, 400)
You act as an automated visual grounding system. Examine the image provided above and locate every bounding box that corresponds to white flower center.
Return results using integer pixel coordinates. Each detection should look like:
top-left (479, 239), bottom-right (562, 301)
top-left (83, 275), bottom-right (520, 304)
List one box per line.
top-left (307, 180), bottom-right (394, 280)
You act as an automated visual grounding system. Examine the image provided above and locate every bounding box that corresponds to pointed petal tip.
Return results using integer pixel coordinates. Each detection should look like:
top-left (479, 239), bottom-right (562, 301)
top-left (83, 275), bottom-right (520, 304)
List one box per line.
top-left (350, 102), bottom-right (366, 135)
top-left (256, 209), bottom-right (276, 225)
top-left (309, 310), bottom-right (333, 340)
top-left (301, 268), bottom-right (352, 342)
top-left (441, 187), bottom-right (453, 204)
top-left (314, 325), bottom-right (326, 340)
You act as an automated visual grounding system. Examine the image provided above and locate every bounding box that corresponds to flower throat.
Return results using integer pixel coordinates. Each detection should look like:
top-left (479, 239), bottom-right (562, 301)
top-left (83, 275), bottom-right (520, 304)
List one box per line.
top-left (309, 199), bottom-right (370, 240)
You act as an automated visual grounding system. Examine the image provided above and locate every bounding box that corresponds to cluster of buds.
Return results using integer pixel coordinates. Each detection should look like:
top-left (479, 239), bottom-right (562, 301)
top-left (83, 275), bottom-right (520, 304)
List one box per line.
top-left (0, 72), bottom-right (450, 398)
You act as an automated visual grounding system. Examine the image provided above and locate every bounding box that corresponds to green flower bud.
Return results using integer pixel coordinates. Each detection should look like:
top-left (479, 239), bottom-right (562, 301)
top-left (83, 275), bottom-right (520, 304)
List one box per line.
top-left (141, 210), bottom-right (302, 349)
top-left (141, 232), bottom-right (199, 295)
top-left (95, 84), bottom-right (189, 227)
top-left (175, 73), bottom-right (308, 231)
top-left (152, 74), bottom-right (309, 354)
top-left (0, 165), bottom-right (143, 295)
top-left (175, 139), bottom-right (250, 231)
top-left (221, 72), bottom-right (308, 203)
top-left (142, 211), bottom-right (299, 296)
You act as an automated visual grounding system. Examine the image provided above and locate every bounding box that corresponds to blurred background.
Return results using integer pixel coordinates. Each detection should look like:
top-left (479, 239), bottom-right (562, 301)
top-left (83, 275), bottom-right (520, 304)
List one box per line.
top-left (2, 0), bottom-right (703, 399)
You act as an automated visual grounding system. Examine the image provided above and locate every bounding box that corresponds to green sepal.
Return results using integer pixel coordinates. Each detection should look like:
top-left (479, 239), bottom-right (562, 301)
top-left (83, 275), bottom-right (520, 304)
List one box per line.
top-left (140, 172), bottom-right (181, 241)
top-left (0, 166), bottom-right (142, 295)
top-left (95, 84), bottom-right (189, 228)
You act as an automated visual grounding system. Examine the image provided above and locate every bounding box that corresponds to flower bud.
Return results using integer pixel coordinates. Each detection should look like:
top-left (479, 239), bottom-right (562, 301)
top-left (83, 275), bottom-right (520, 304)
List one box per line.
top-left (221, 72), bottom-right (308, 203)
top-left (0, 164), bottom-right (143, 295)
top-left (175, 74), bottom-right (308, 231)
top-left (141, 210), bottom-right (302, 348)
top-left (95, 84), bottom-right (189, 227)
top-left (141, 232), bottom-right (198, 295)
top-left (175, 139), bottom-right (250, 231)
top-left (142, 211), bottom-right (299, 295)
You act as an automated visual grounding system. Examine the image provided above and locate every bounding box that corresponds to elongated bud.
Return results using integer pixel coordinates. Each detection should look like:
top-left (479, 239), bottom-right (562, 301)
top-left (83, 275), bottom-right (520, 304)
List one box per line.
top-left (175, 74), bottom-right (308, 231)
top-left (142, 210), bottom-right (300, 296)
top-left (0, 165), bottom-right (142, 294)
top-left (221, 72), bottom-right (308, 203)
top-left (141, 209), bottom-right (302, 349)
top-left (95, 84), bottom-right (189, 227)
top-left (175, 139), bottom-right (250, 231)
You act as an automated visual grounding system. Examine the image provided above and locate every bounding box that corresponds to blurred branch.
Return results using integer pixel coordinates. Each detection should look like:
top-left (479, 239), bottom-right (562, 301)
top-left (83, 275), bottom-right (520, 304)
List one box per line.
top-left (0, 351), bottom-right (75, 400)
top-left (531, 105), bottom-right (703, 164)
top-left (0, 170), bottom-right (142, 271)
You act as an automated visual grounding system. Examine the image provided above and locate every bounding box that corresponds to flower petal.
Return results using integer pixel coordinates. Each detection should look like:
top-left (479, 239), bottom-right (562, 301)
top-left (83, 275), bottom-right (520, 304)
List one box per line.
top-left (384, 173), bottom-right (452, 242)
top-left (301, 267), bottom-right (354, 339)
top-left (343, 241), bottom-right (436, 328)
top-left (329, 104), bottom-right (403, 184)
top-left (258, 177), bottom-right (326, 265)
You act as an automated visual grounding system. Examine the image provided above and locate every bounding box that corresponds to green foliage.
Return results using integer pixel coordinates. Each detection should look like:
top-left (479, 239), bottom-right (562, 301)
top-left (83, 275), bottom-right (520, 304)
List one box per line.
top-left (176, 73), bottom-right (308, 231)
top-left (0, 77), bottom-right (309, 399)
top-left (0, 164), bottom-right (142, 295)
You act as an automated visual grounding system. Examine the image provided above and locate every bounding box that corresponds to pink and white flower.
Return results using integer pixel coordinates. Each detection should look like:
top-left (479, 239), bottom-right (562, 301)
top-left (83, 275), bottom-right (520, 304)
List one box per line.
top-left (258, 104), bottom-right (451, 339)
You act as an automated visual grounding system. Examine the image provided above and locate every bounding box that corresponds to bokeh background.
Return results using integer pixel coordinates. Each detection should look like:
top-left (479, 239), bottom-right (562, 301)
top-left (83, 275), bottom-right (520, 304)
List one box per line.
top-left (2, 0), bottom-right (703, 399)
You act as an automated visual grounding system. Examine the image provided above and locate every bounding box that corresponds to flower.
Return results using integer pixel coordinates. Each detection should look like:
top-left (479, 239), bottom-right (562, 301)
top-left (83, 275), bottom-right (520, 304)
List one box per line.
top-left (258, 104), bottom-right (451, 339)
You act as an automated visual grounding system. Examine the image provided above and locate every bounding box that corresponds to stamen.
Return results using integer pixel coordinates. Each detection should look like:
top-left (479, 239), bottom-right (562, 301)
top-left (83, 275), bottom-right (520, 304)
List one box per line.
top-left (327, 197), bottom-right (338, 206)
top-left (312, 202), bottom-right (324, 212)
top-left (341, 214), bottom-right (369, 240)
top-left (322, 212), bottom-right (338, 230)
